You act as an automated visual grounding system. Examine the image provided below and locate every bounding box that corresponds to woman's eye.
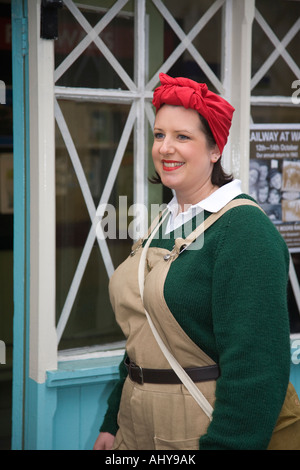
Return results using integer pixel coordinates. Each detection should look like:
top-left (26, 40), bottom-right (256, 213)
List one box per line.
top-left (178, 134), bottom-right (190, 141)
top-left (154, 132), bottom-right (164, 139)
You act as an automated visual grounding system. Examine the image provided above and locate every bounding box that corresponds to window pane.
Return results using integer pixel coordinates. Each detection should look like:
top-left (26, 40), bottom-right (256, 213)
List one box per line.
top-left (56, 101), bottom-right (133, 349)
top-left (55, 3), bottom-right (134, 89)
top-left (148, 0), bottom-right (223, 92)
top-left (251, 106), bottom-right (300, 124)
top-left (251, 0), bottom-right (300, 96)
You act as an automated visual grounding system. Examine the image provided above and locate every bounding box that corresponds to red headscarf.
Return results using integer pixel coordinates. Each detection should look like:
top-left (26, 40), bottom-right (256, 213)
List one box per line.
top-left (152, 73), bottom-right (235, 154)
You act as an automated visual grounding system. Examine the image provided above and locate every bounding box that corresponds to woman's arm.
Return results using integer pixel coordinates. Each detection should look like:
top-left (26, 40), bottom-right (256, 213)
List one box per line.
top-left (200, 206), bottom-right (291, 449)
top-left (97, 352), bottom-right (128, 437)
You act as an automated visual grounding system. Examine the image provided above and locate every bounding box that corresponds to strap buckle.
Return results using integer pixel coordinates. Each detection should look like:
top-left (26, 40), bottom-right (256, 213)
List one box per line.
top-left (125, 357), bottom-right (144, 385)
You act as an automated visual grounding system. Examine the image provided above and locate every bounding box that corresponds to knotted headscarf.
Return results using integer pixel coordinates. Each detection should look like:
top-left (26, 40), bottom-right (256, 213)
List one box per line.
top-left (152, 73), bottom-right (235, 154)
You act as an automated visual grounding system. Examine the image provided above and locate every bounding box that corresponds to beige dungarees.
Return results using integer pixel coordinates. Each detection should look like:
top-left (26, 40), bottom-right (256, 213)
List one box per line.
top-left (109, 215), bottom-right (217, 451)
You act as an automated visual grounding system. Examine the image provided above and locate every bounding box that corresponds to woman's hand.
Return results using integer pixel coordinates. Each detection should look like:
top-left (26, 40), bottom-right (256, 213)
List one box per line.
top-left (93, 432), bottom-right (115, 450)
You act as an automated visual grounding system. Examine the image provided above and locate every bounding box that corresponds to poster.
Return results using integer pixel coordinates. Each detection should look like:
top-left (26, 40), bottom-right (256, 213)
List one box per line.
top-left (250, 124), bottom-right (300, 252)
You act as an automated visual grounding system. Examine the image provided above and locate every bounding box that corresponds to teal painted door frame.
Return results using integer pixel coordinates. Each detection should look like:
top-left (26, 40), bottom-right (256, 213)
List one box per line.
top-left (11, 0), bottom-right (29, 450)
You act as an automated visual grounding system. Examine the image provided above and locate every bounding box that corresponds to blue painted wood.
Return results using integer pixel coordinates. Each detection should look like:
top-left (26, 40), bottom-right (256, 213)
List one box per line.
top-left (25, 379), bottom-right (57, 450)
top-left (54, 386), bottom-right (81, 450)
top-left (11, 0), bottom-right (29, 451)
top-left (25, 378), bottom-right (114, 451)
top-left (80, 382), bottom-right (115, 450)
top-left (23, 356), bottom-right (122, 450)
top-left (50, 356), bottom-right (121, 450)
top-left (47, 356), bottom-right (124, 387)
top-left (53, 380), bottom-right (118, 450)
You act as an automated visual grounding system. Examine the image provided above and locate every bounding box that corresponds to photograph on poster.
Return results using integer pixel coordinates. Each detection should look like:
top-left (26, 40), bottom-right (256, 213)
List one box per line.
top-left (249, 125), bottom-right (300, 251)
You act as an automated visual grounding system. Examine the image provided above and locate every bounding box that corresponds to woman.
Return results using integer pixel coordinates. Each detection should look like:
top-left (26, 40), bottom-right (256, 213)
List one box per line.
top-left (94, 74), bottom-right (291, 450)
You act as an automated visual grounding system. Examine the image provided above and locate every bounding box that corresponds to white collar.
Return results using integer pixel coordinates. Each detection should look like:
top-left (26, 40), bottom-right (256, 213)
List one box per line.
top-left (165, 180), bottom-right (243, 233)
top-left (167, 179), bottom-right (243, 214)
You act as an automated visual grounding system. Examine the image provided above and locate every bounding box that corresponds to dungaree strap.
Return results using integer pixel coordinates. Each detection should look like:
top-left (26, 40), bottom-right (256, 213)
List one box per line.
top-left (174, 199), bottom-right (264, 254)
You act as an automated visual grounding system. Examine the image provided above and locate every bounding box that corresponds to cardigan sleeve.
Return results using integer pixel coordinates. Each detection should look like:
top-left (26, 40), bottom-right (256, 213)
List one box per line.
top-left (199, 205), bottom-right (291, 450)
top-left (99, 352), bottom-right (128, 435)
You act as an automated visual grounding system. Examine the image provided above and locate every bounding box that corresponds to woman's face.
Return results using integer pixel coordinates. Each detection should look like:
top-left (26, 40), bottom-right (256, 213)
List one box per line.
top-left (152, 105), bottom-right (219, 199)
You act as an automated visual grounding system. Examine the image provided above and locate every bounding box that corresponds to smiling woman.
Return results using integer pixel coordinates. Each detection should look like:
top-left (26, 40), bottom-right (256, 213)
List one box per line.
top-left (94, 73), bottom-right (293, 451)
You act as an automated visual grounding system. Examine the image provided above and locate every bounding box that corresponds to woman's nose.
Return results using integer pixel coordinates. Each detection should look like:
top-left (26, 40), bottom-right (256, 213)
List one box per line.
top-left (159, 137), bottom-right (174, 155)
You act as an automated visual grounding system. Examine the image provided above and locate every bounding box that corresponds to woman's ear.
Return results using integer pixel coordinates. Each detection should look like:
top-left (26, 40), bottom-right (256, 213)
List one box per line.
top-left (211, 145), bottom-right (221, 162)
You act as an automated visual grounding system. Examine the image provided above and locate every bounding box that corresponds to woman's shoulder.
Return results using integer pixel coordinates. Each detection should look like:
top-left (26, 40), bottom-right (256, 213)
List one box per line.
top-left (204, 192), bottom-right (271, 230)
top-left (231, 192), bottom-right (263, 210)
top-left (217, 193), bottom-right (289, 259)
top-left (222, 193), bottom-right (273, 224)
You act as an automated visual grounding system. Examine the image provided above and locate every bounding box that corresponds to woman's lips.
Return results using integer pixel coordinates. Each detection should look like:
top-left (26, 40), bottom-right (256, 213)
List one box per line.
top-left (162, 160), bottom-right (185, 171)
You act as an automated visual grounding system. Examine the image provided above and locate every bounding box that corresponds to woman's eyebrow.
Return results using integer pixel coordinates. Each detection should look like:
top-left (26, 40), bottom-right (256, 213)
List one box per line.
top-left (154, 127), bottom-right (193, 134)
top-left (174, 129), bottom-right (193, 134)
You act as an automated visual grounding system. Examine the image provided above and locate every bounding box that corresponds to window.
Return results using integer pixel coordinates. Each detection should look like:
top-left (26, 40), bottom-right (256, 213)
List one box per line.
top-left (54, 0), bottom-right (246, 350)
top-left (250, 0), bottom-right (300, 333)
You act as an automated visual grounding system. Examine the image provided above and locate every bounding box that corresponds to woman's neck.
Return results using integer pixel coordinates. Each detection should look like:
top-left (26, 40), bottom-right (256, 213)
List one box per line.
top-left (175, 181), bottom-right (219, 212)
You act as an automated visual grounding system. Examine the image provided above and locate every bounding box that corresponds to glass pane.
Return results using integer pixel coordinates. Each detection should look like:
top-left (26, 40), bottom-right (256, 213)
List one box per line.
top-left (58, 245), bottom-right (124, 349)
top-left (252, 0), bottom-right (300, 96)
top-left (55, 3), bottom-right (134, 89)
top-left (251, 106), bottom-right (300, 124)
top-left (56, 101), bottom-right (133, 349)
top-left (148, 0), bottom-right (223, 91)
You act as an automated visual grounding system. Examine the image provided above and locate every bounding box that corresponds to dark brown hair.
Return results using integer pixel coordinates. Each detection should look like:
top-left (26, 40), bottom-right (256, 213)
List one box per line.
top-left (149, 112), bottom-right (233, 187)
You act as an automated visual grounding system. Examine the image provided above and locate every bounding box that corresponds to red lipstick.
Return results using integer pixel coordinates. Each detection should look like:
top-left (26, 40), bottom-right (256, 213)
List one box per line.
top-left (162, 160), bottom-right (185, 171)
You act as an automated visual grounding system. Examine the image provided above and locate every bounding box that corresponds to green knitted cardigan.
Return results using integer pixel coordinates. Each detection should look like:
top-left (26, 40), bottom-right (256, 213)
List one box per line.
top-left (100, 194), bottom-right (291, 450)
